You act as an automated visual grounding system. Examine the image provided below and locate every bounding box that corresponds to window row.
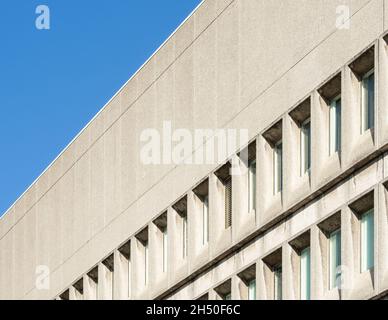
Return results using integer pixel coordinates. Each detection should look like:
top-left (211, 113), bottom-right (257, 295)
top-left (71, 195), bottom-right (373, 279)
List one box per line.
top-left (197, 192), bottom-right (375, 300)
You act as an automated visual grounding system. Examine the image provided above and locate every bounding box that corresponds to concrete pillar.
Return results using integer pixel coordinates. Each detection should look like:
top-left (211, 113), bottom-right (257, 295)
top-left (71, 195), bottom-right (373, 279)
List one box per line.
top-left (378, 182), bottom-right (388, 293)
top-left (378, 37), bottom-right (388, 147)
top-left (98, 261), bottom-right (113, 300)
top-left (113, 249), bottom-right (130, 300)
top-left (83, 273), bottom-right (97, 300)
top-left (256, 259), bottom-right (267, 300)
top-left (341, 205), bottom-right (358, 299)
top-left (311, 225), bottom-right (323, 300)
top-left (283, 242), bottom-right (300, 300)
top-left (69, 286), bottom-right (82, 300)
top-left (231, 276), bottom-right (240, 300)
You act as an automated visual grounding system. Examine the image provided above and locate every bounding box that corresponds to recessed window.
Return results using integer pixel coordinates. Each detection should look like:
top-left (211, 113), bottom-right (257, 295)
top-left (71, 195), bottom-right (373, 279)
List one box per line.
top-left (182, 215), bottom-right (188, 258)
top-left (194, 179), bottom-right (209, 246)
top-left (215, 163), bottom-right (232, 229)
top-left (301, 118), bottom-right (311, 175)
top-left (145, 242), bottom-right (149, 284)
top-left (274, 141), bottom-right (283, 194)
top-left (274, 266), bottom-right (282, 300)
top-left (263, 248), bottom-right (282, 300)
top-left (289, 98), bottom-right (311, 177)
top-left (173, 196), bottom-right (188, 259)
top-left (244, 142), bottom-right (257, 213)
top-left (163, 228), bottom-right (168, 272)
top-left (225, 177), bottom-right (232, 228)
top-left (349, 47), bottom-right (375, 133)
top-left (263, 120), bottom-right (283, 195)
top-left (349, 191), bottom-right (375, 273)
top-left (318, 73), bottom-right (342, 156)
top-left (329, 229), bottom-right (341, 289)
top-left (248, 279), bottom-right (256, 300)
top-left (300, 247), bottom-right (311, 300)
top-left (203, 195), bottom-right (209, 244)
top-left (361, 69), bottom-right (375, 132)
top-left (329, 96), bottom-right (341, 155)
top-left (361, 209), bottom-right (374, 272)
top-left (248, 159), bottom-right (256, 212)
top-left (237, 265), bottom-right (256, 300)
top-left (318, 212), bottom-right (342, 290)
top-left (290, 231), bottom-right (311, 300)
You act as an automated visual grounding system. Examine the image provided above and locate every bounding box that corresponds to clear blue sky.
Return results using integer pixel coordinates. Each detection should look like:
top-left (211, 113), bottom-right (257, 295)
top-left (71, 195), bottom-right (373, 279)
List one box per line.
top-left (0, 0), bottom-right (202, 216)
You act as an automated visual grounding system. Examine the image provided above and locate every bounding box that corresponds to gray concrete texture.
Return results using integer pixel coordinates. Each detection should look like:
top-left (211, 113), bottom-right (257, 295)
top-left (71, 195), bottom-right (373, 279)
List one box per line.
top-left (1, 0), bottom-right (388, 300)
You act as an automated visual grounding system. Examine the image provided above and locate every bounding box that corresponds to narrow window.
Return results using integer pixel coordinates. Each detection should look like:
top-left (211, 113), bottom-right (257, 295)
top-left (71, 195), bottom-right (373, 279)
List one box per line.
top-left (361, 209), bottom-right (374, 272)
top-left (194, 180), bottom-right (209, 246)
top-left (330, 96), bottom-right (341, 155)
top-left (301, 118), bottom-right (311, 175)
top-left (274, 141), bottom-right (283, 194)
top-left (173, 197), bottom-right (188, 260)
top-left (225, 177), bottom-right (232, 228)
top-left (182, 215), bottom-right (188, 258)
top-left (144, 241), bottom-right (149, 285)
top-left (263, 248), bottom-right (282, 300)
top-left (318, 212), bottom-right (342, 291)
top-left (248, 280), bottom-right (256, 300)
top-left (163, 228), bottom-right (168, 272)
top-left (361, 69), bottom-right (375, 132)
top-left (203, 195), bottom-right (209, 245)
top-left (300, 247), bottom-right (311, 300)
top-left (274, 267), bottom-right (282, 300)
top-left (248, 159), bottom-right (256, 212)
top-left (329, 229), bottom-right (341, 289)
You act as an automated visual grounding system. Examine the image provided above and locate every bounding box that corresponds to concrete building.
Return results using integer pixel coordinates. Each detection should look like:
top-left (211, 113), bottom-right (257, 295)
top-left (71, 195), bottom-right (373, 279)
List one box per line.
top-left (2, 0), bottom-right (388, 300)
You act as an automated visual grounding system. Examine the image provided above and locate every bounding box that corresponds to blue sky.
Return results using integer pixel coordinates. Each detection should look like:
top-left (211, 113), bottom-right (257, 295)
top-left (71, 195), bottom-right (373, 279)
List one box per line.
top-left (0, 0), bottom-right (202, 216)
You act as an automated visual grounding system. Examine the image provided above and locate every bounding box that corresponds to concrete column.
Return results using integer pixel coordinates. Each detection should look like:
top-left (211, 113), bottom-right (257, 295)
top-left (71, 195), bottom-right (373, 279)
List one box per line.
top-left (341, 206), bottom-right (355, 299)
top-left (98, 262), bottom-right (113, 300)
top-left (282, 243), bottom-right (296, 300)
top-left (83, 274), bottom-right (97, 300)
top-left (131, 236), bottom-right (146, 299)
top-left (69, 286), bottom-right (82, 300)
top-left (378, 37), bottom-right (388, 147)
top-left (256, 259), bottom-right (267, 300)
top-left (231, 276), bottom-right (240, 300)
top-left (378, 182), bottom-right (388, 293)
top-left (311, 225), bottom-right (323, 300)
top-left (113, 249), bottom-right (130, 300)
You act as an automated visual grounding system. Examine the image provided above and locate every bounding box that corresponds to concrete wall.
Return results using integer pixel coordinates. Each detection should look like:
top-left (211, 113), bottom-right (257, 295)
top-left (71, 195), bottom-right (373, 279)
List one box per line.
top-left (1, 0), bottom-right (388, 299)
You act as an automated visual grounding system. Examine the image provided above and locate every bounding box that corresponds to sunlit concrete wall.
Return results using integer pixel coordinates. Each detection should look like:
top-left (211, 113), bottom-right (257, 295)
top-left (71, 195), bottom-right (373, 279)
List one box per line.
top-left (1, 0), bottom-right (388, 300)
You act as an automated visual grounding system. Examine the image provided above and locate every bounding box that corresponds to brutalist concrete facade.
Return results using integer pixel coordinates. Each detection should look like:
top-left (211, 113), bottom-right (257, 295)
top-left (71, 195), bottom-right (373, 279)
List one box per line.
top-left (2, 0), bottom-right (388, 300)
